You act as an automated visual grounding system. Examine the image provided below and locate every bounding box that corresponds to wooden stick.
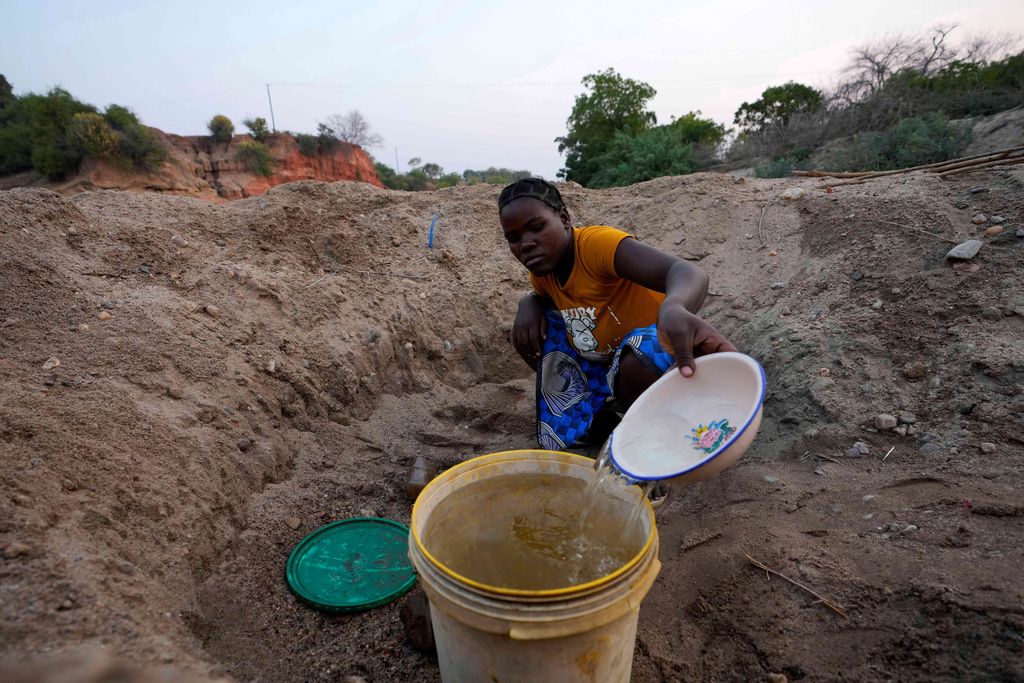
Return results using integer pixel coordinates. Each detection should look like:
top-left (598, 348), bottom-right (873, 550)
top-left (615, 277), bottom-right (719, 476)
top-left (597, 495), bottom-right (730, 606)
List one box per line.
top-left (870, 219), bottom-right (960, 244)
top-left (756, 200), bottom-right (772, 248)
top-left (797, 145), bottom-right (1024, 180)
top-left (745, 553), bottom-right (847, 617)
top-left (680, 532), bottom-right (722, 554)
top-left (938, 155), bottom-right (1024, 177)
top-left (882, 446), bottom-right (895, 462)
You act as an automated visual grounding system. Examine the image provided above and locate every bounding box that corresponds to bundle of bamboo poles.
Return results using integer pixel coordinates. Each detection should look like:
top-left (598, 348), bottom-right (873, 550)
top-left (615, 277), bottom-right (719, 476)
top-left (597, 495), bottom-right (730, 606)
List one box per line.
top-left (791, 145), bottom-right (1024, 187)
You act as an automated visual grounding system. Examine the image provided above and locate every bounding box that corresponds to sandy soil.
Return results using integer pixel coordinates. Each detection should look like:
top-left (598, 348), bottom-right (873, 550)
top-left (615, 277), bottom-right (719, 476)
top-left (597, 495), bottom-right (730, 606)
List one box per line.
top-left (1, 169), bottom-right (1022, 682)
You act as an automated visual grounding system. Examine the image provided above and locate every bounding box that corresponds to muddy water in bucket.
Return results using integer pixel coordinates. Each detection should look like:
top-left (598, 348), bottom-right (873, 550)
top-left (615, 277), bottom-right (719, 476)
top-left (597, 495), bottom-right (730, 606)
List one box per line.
top-left (410, 451), bottom-right (660, 683)
top-left (422, 465), bottom-right (645, 590)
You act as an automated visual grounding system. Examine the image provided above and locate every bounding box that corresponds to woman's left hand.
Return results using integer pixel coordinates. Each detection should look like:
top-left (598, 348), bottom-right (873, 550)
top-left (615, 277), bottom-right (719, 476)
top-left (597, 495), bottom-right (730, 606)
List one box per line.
top-left (657, 301), bottom-right (737, 377)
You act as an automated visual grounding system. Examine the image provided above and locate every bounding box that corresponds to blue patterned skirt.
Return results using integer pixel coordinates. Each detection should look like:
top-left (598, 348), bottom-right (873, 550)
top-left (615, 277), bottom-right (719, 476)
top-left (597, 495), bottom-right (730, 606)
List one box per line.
top-left (536, 310), bottom-right (675, 449)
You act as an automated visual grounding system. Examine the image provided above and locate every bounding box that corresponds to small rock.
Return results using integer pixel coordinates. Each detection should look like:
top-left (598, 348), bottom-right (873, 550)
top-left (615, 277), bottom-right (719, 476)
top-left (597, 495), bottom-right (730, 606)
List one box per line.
top-left (403, 341), bottom-right (414, 351)
top-left (983, 225), bottom-right (1003, 237)
top-left (890, 287), bottom-right (902, 295)
top-left (874, 414), bottom-right (898, 430)
top-left (903, 524), bottom-right (918, 533)
top-left (171, 235), bottom-right (189, 248)
top-left (770, 281), bottom-right (785, 290)
top-left (927, 376), bottom-right (942, 389)
top-left (744, 232), bottom-right (753, 239)
top-left (399, 590), bottom-right (436, 653)
top-left (215, 239), bottom-right (227, 247)
top-left (419, 291), bottom-right (427, 300)
top-left (980, 442), bottom-right (996, 453)
top-left (946, 240), bottom-right (983, 260)
top-left (41, 356), bottom-right (60, 370)
top-left (901, 363), bottom-right (928, 380)
top-left (894, 426), bottom-right (907, 437)
top-left (919, 443), bottom-right (946, 456)
top-left (97, 311), bottom-right (112, 321)
top-left (779, 187), bottom-right (805, 200)
top-left (345, 677), bottom-right (369, 683)
top-left (919, 432), bottom-right (940, 444)
top-left (1017, 229), bottom-right (1024, 238)
top-left (767, 675), bottom-right (788, 683)
top-left (871, 299), bottom-right (883, 310)
top-left (442, 340), bottom-right (454, 353)
top-left (990, 215), bottom-right (1005, 224)
top-left (845, 448), bottom-right (863, 459)
top-left (764, 475), bottom-right (779, 484)
top-left (853, 441), bottom-right (870, 455)
top-left (99, 300), bottom-right (115, 310)
top-left (66, 226), bottom-right (79, 236)
top-left (862, 494), bottom-right (875, 502)
top-left (166, 385), bottom-right (184, 400)
top-left (363, 329), bottom-right (380, 345)
top-left (954, 200), bottom-right (969, 209)
top-left (58, 598), bottom-right (75, 610)
top-left (2, 541), bottom-right (30, 559)
top-left (139, 264), bottom-right (151, 274)
top-left (285, 517), bottom-right (301, 530)
top-left (767, 250), bottom-right (778, 257)
top-left (204, 304), bottom-right (220, 317)
top-left (968, 186), bottom-right (988, 194)
top-left (981, 306), bottom-right (1002, 321)
top-left (266, 360), bottom-right (277, 374)
top-left (818, 367), bottom-right (831, 377)
top-left (358, 508), bottom-right (376, 518)
top-left (391, 236), bottom-right (402, 247)
top-left (971, 213), bottom-right (988, 225)
top-left (851, 270), bottom-right (863, 281)
top-left (237, 438), bottom-right (253, 452)
top-left (898, 412), bottom-right (917, 425)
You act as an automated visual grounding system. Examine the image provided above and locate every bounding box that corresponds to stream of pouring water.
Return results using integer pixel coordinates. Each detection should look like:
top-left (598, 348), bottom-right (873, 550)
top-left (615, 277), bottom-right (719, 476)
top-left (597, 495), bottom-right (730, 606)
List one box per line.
top-left (565, 439), bottom-right (654, 585)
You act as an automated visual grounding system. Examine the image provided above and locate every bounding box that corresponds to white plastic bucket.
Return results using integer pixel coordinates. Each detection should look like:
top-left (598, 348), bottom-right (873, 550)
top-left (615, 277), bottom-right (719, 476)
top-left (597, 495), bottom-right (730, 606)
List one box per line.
top-left (409, 450), bottom-right (661, 683)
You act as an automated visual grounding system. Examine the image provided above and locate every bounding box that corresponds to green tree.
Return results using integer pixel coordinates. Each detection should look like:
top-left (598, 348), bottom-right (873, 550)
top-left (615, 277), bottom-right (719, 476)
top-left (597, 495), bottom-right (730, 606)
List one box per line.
top-left (420, 162), bottom-right (443, 179)
top-left (66, 112), bottom-right (120, 160)
top-left (436, 172), bottom-right (461, 188)
top-left (207, 114), bottom-right (234, 143)
top-left (242, 116), bottom-right (270, 142)
top-left (589, 126), bottom-right (698, 188)
top-left (555, 68), bottom-right (657, 185)
top-left (30, 87), bottom-right (97, 178)
top-left (733, 82), bottom-right (823, 137)
top-left (670, 111), bottom-right (727, 145)
top-left (0, 75), bottom-right (14, 109)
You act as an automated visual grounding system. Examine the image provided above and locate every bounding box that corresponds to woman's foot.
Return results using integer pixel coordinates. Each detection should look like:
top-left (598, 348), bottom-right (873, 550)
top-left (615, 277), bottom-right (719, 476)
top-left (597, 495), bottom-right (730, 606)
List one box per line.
top-left (648, 482), bottom-right (671, 509)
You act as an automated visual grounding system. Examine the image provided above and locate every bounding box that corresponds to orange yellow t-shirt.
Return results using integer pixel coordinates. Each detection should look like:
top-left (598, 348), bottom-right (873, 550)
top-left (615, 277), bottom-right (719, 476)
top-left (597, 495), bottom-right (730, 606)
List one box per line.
top-left (529, 226), bottom-right (664, 361)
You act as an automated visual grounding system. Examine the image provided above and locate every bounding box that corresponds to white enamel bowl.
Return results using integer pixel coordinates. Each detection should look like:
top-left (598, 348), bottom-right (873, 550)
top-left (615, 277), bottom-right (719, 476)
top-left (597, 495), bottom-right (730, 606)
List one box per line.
top-left (608, 352), bottom-right (766, 484)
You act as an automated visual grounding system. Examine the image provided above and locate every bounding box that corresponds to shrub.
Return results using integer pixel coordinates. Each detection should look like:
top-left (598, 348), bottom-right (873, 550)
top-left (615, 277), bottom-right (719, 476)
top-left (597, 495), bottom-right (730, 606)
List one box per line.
top-left (822, 113), bottom-right (970, 172)
top-left (0, 124), bottom-right (33, 175)
top-left (295, 133), bottom-right (319, 156)
top-left (236, 140), bottom-right (272, 176)
top-left (242, 116), bottom-right (269, 141)
top-left (103, 104), bottom-right (140, 131)
top-left (119, 125), bottom-right (165, 171)
top-left (588, 126), bottom-right (697, 188)
top-left (207, 114), bottom-right (234, 143)
top-left (754, 157), bottom-right (808, 178)
top-left (66, 112), bottom-right (120, 160)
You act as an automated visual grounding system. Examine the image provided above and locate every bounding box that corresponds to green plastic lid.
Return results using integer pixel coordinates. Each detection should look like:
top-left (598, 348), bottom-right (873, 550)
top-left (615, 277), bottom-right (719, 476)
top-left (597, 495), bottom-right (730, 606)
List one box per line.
top-left (286, 517), bottom-right (416, 612)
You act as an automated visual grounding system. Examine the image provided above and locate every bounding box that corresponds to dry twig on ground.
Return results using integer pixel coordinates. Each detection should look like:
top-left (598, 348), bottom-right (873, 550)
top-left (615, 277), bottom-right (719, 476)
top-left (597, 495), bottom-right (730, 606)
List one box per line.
top-left (744, 553), bottom-right (847, 617)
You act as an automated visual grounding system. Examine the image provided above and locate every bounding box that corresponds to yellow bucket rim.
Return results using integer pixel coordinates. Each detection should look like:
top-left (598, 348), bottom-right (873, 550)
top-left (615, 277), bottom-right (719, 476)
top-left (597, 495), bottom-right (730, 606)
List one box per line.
top-left (410, 449), bottom-right (656, 599)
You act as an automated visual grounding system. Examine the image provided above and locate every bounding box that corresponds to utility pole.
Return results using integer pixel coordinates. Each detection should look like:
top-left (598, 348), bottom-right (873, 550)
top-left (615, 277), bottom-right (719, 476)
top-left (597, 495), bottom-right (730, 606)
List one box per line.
top-left (265, 83), bottom-right (277, 132)
top-left (395, 145), bottom-right (400, 173)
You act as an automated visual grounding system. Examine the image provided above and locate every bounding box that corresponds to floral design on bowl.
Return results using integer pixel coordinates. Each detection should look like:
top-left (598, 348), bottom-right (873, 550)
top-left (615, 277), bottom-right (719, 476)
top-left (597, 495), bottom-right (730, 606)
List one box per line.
top-left (689, 419), bottom-right (735, 454)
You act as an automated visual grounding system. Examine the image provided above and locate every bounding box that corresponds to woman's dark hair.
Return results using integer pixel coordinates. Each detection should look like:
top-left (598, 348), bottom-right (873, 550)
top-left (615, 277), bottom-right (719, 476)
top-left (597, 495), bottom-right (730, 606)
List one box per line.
top-left (497, 177), bottom-right (565, 213)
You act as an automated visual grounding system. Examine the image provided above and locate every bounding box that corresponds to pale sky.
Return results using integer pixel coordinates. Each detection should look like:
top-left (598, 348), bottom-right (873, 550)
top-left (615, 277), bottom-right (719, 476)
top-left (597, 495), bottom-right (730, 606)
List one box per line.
top-left (2, 0), bottom-right (1021, 178)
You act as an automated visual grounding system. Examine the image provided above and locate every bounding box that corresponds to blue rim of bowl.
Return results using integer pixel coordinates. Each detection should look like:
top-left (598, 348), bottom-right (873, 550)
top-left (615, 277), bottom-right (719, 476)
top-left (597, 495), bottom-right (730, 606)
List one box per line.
top-left (609, 354), bottom-right (767, 481)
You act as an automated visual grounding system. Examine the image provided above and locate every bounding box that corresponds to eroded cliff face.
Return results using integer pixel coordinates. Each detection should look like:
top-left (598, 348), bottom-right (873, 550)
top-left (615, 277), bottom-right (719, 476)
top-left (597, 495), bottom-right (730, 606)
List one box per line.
top-left (164, 132), bottom-right (384, 199)
top-left (18, 130), bottom-right (382, 201)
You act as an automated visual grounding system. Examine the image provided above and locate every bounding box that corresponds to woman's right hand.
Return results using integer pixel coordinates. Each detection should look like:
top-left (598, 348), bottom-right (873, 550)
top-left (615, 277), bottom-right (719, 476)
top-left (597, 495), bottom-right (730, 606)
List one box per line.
top-left (513, 294), bottom-right (548, 369)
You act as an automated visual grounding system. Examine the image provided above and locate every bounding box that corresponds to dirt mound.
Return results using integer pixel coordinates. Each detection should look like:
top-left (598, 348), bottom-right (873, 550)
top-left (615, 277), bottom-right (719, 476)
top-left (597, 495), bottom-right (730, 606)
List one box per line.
top-left (1, 170), bottom-right (1022, 682)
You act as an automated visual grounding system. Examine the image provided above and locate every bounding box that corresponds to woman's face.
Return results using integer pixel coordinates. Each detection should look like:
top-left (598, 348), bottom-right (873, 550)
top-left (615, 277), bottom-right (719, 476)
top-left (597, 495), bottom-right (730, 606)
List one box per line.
top-left (499, 198), bottom-right (571, 276)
